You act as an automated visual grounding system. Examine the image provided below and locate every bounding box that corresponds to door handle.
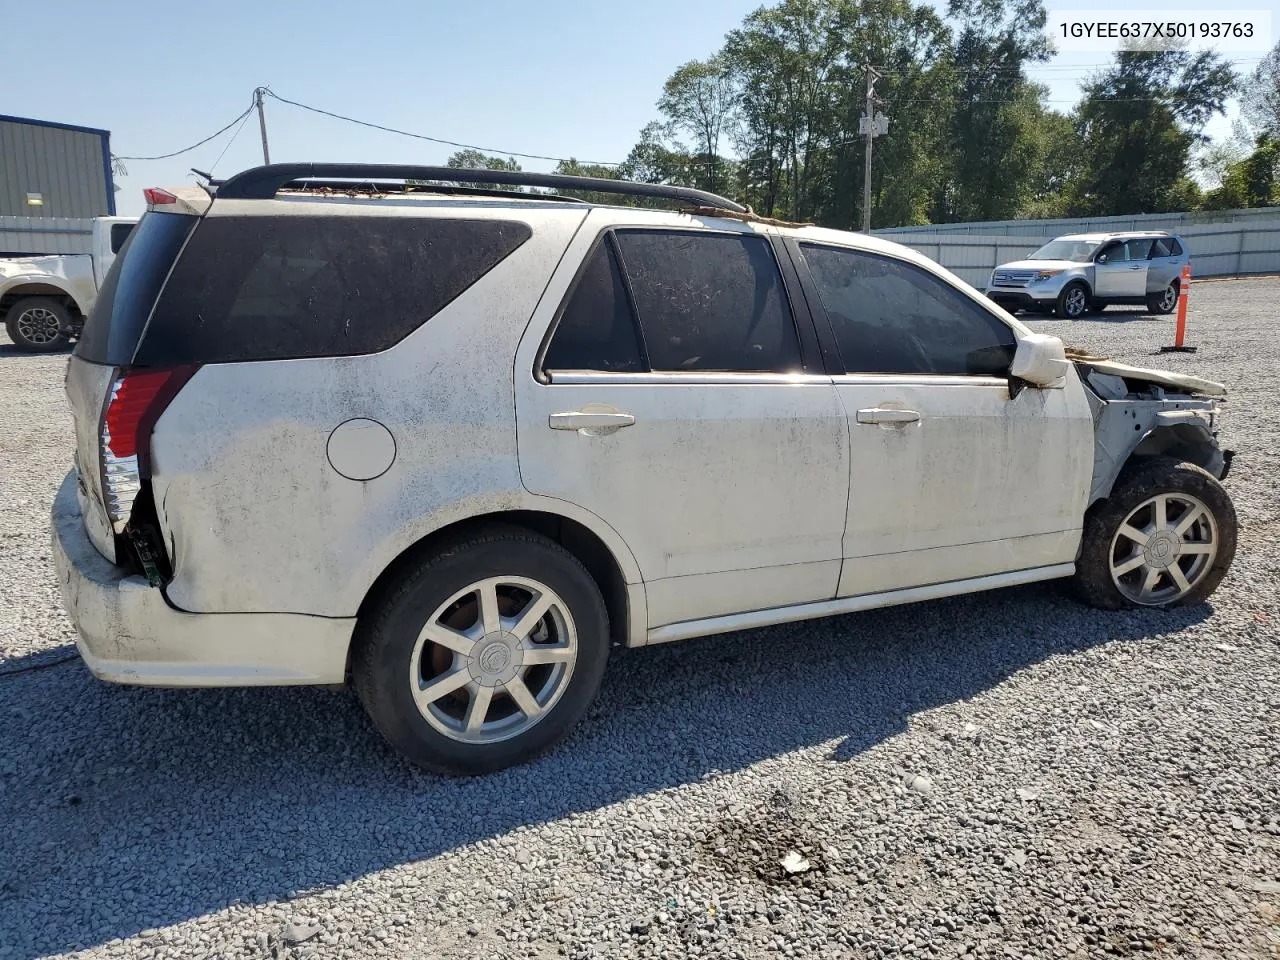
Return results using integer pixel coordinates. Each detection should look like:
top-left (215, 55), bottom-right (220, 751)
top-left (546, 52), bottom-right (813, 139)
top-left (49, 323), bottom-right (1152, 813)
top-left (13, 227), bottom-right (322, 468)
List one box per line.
top-left (1129, 265), bottom-right (1143, 270)
top-left (549, 411), bottom-right (636, 431)
top-left (856, 407), bottom-right (921, 425)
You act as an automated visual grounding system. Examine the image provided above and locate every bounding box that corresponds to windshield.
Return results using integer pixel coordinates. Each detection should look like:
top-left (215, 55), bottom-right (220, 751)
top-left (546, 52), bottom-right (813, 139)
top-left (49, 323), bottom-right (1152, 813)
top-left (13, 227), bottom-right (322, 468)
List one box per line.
top-left (1029, 239), bottom-right (1099, 262)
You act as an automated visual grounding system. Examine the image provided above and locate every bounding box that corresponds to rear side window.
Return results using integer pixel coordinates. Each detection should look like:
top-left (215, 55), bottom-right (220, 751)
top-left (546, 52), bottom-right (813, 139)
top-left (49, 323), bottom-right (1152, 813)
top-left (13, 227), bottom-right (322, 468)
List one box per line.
top-left (1169, 238), bottom-right (1184, 256)
top-left (543, 239), bottom-right (644, 372)
top-left (76, 212), bottom-right (196, 366)
top-left (109, 222), bottom-right (135, 254)
top-left (613, 231), bottom-right (800, 373)
top-left (801, 244), bottom-right (1016, 376)
top-left (132, 215), bottom-right (531, 366)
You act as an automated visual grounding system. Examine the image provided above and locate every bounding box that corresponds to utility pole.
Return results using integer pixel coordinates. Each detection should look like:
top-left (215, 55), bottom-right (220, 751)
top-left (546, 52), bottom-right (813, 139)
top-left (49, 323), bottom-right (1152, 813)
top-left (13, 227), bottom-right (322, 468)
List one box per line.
top-left (254, 87), bottom-right (271, 165)
top-left (861, 66), bottom-right (877, 233)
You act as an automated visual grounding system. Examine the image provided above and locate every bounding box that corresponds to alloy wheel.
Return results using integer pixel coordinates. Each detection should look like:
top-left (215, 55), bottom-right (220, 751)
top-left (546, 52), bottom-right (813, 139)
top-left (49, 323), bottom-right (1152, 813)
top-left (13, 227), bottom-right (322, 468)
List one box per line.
top-left (1108, 492), bottom-right (1218, 605)
top-left (408, 576), bottom-right (578, 744)
top-left (15, 307), bottom-right (61, 345)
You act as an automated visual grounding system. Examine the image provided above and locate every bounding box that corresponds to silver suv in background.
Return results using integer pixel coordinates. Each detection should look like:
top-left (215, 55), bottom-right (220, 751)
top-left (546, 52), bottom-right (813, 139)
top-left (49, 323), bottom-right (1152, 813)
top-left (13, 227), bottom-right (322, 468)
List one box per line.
top-left (986, 232), bottom-right (1189, 319)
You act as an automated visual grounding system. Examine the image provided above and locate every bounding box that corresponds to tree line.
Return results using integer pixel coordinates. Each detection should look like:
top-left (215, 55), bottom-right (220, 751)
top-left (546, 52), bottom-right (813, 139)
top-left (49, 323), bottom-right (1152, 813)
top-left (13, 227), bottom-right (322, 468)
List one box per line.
top-left (445, 0), bottom-right (1280, 229)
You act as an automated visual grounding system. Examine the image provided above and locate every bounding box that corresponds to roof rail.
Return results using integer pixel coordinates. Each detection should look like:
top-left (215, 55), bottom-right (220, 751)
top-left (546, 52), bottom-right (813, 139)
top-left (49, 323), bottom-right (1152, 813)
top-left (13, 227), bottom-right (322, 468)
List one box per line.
top-left (215, 163), bottom-right (747, 213)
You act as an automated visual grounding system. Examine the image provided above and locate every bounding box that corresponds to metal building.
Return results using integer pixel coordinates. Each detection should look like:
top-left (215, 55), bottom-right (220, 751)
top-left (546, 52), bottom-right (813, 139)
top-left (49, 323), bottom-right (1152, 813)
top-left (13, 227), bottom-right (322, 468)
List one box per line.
top-left (0, 114), bottom-right (115, 218)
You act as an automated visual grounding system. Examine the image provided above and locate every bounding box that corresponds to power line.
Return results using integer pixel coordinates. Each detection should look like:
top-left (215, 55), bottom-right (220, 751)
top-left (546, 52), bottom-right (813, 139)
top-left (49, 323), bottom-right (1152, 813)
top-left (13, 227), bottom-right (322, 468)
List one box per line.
top-left (262, 88), bottom-right (624, 168)
top-left (113, 101), bottom-right (254, 161)
top-left (209, 107), bottom-right (253, 173)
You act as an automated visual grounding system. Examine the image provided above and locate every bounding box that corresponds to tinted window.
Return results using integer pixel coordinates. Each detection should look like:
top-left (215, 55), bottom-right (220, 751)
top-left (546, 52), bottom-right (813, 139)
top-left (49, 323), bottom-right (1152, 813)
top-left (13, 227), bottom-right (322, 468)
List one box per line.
top-left (1150, 238), bottom-right (1172, 258)
top-left (543, 240), bottom-right (644, 372)
top-left (1169, 238), bottom-right (1184, 256)
top-left (133, 216), bottom-right (531, 366)
top-left (614, 231), bottom-right (801, 373)
top-left (1099, 241), bottom-right (1128, 263)
top-left (76, 212), bottom-right (196, 366)
top-left (109, 222), bottom-right (135, 254)
top-left (1126, 238), bottom-right (1155, 260)
top-left (801, 244), bottom-right (1016, 376)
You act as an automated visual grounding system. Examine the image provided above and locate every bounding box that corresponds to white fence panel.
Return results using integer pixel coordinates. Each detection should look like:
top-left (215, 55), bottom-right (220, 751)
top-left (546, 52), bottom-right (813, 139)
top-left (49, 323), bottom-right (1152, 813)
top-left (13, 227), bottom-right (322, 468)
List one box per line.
top-left (878, 220), bottom-right (1280, 285)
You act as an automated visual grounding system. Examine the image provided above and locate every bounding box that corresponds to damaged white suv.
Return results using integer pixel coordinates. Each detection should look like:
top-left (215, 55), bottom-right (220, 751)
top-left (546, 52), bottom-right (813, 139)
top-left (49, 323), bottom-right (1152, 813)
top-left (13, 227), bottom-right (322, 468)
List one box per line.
top-left (52, 164), bottom-right (1236, 774)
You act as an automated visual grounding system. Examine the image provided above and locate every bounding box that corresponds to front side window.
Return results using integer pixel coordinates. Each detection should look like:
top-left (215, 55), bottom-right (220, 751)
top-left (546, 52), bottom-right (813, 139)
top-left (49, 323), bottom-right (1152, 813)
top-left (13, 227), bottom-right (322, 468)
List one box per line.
top-left (614, 231), bottom-right (801, 373)
top-left (1098, 241), bottom-right (1129, 263)
top-left (801, 244), bottom-right (1016, 376)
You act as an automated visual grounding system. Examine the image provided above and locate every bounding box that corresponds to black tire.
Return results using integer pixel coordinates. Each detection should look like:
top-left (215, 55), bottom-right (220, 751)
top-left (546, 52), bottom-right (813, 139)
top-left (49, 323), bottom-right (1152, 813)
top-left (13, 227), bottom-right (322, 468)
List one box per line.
top-left (1055, 281), bottom-right (1090, 319)
top-left (352, 525), bottom-right (610, 774)
top-left (5, 297), bottom-right (72, 352)
top-left (1073, 457), bottom-right (1236, 610)
top-left (1146, 281), bottom-right (1178, 315)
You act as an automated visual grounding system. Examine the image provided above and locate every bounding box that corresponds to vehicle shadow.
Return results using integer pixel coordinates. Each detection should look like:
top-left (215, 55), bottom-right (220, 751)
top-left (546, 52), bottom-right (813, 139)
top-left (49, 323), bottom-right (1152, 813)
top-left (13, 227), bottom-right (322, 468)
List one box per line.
top-left (0, 582), bottom-right (1211, 957)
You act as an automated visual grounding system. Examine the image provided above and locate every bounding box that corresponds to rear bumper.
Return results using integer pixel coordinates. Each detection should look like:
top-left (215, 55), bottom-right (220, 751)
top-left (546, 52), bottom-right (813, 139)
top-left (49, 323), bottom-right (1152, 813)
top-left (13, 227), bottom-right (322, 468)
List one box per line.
top-left (51, 471), bottom-right (354, 687)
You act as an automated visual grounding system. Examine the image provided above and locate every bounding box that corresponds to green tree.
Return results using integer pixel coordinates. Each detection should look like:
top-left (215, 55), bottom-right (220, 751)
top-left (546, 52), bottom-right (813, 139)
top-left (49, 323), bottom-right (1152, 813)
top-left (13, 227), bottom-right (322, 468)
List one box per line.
top-left (1072, 49), bottom-right (1236, 215)
top-left (657, 58), bottom-right (738, 193)
top-left (1203, 135), bottom-right (1280, 209)
top-left (941, 0), bottom-right (1054, 222)
top-left (1242, 40), bottom-right (1280, 136)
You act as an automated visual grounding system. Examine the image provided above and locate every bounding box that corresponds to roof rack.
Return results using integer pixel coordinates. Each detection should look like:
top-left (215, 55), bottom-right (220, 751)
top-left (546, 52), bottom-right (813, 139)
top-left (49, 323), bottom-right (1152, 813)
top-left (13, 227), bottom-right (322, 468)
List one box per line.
top-left (214, 163), bottom-right (747, 213)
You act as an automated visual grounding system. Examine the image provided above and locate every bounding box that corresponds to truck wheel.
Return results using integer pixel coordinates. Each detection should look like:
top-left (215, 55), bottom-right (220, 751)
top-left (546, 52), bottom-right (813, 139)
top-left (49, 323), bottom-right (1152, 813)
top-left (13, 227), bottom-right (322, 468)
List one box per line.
top-left (352, 525), bottom-right (610, 774)
top-left (1054, 282), bottom-right (1089, 319)
top-left (1147, 281), bottom-right (1178, 315)
top-left (1073, 458), bottom-right (1236, 610)
top-left (5, 297), bottom-right (72, 352)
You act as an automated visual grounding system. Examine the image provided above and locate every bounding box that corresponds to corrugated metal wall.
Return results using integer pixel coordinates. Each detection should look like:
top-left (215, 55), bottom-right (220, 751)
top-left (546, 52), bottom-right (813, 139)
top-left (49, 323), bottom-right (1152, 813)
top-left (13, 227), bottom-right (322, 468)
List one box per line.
top-left (876, 206), bottom-right (1280, 238)
top-left (876, 220), bottom-right (1280, 288)
top-left (0, 116), bottom-right (112, 219)
top-left (0, 215), bottom-right (93, 256)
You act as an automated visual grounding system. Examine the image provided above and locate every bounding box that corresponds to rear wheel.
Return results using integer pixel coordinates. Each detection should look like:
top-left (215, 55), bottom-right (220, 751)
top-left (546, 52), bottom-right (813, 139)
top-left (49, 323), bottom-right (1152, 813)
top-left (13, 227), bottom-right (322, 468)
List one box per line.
top-left (1147, 281), bottom-right (1178, 315)
top-left (1055, 282), bottom-right (1089, 319)
top-left (5, 297), bottom-right (72, 352)
top-left (1073, 458), bottom-right (1236, 609)
top-left (352, 526), bottom-right (610, 774)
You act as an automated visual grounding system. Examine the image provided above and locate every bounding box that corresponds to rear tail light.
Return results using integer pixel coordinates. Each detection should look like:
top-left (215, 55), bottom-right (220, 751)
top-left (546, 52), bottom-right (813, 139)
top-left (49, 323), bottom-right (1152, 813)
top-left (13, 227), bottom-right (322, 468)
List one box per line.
top-left (100, 366), bottom-right (198, 529)
top-left (143, 187), bottom-right (178, 206)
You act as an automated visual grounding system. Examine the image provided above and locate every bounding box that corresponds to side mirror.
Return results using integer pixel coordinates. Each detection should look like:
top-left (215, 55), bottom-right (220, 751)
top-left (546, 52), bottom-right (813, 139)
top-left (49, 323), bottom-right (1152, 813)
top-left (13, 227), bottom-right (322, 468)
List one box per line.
top-left (1010, 333), bottom-right (1070, 388)
top-left (1096, 253), bottom-right (1108, 264)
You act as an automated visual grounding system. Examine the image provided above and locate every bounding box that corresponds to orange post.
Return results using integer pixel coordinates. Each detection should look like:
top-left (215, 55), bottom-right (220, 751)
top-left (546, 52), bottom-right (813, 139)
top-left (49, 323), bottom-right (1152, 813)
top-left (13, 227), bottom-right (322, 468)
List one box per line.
top-left (1160, 264), bottom-right (1197, 354)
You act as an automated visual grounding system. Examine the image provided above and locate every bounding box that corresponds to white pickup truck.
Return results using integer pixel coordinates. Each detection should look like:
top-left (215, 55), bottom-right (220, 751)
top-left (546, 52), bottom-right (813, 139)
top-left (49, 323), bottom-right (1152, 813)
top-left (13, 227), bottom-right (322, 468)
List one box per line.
top-left (0, 217), bottom-right (137, 352)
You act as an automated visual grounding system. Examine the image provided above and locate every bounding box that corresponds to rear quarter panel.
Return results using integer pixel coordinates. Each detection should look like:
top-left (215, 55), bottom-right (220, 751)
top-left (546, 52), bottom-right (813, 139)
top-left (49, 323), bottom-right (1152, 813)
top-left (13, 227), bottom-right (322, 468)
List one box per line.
top-left (149, 200), bottom-right (589, 616)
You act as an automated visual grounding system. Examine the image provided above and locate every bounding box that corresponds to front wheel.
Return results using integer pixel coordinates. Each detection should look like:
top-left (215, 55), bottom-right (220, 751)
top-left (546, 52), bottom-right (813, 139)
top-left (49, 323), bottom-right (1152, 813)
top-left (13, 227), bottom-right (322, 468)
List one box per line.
top-left (1055, 282), bottom-right (1090, 320)
top-left (1073, 458), bottom-right (1236, 610)
top-left (5, 297), bottom-right (72, 352)
top-left (1147, 281), bottom-right (1178, 315)
top-left (352, 525), bottom-right (610, 774)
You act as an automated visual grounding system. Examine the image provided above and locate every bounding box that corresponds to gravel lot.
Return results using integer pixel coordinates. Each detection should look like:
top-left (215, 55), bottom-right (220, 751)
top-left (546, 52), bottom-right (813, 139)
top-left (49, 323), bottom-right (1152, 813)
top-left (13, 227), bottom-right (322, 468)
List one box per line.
top-left (1, 281), bottom-right (1277, 960)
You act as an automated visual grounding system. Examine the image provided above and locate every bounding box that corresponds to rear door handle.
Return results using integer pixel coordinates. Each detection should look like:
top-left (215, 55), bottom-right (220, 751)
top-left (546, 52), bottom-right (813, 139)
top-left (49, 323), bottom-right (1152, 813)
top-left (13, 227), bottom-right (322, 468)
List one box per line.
top-left (1129, 265), bottom-right (1143, 270)
top-left (549, 411), bottom-right (636, 431)
top-left (856, 407), bottom-right (921, 425)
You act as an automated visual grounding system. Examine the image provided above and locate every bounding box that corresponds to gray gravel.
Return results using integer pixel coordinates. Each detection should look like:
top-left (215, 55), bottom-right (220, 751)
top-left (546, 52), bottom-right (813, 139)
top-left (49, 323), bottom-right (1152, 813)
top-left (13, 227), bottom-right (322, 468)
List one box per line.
top-left (1, 281), bottom-right (1278, 960)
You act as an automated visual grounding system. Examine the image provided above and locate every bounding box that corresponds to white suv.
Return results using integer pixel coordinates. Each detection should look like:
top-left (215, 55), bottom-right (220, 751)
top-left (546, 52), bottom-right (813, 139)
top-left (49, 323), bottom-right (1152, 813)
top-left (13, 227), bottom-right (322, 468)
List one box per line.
top-left (52, 164), bottom-right (1237, 774)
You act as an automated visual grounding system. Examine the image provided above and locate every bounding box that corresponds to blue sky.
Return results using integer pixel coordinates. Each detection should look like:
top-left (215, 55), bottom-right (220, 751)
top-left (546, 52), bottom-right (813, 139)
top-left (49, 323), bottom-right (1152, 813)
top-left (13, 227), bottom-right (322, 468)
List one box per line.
top-left (5, 0), bottom-right (1275, 216)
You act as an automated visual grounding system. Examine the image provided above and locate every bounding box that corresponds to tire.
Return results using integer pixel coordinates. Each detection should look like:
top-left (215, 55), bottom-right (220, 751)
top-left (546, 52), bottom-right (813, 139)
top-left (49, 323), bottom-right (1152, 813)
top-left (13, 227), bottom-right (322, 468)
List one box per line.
top-left (5, 297), bottom-right (73, 352)
top-left (1055, 282), bottom-right (1090, 319)
top-left (1073, 458), bottom-right (1236, 610)
top-left (352, 525), bottom-right (610, 774)
top-left (1147, 281), bottom-right (1178, 315)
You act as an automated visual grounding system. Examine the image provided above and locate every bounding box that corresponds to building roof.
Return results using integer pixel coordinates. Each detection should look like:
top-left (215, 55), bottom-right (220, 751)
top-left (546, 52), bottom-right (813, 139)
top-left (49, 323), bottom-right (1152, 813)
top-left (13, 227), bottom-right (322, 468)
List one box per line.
top-left (0, 113), bottom-right (110, 138)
